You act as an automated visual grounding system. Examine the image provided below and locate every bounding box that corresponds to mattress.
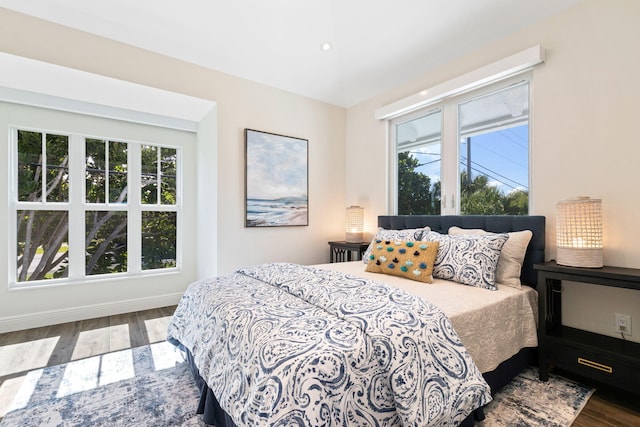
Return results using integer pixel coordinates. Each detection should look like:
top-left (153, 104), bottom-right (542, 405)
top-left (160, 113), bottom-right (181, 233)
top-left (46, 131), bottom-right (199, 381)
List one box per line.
top-left (317, 261), bottom-right (538, 373)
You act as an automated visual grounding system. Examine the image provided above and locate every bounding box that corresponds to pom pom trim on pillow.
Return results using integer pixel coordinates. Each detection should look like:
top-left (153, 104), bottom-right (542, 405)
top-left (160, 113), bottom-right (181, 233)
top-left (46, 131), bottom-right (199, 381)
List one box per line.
top-left (365, 239), bottom-right (439, 283)
top-left (362, 226), bottom-right (431, 264)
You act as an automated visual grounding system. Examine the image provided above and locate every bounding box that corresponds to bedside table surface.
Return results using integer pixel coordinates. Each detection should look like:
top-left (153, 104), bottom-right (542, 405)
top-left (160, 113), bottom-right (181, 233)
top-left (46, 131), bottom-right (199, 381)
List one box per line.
top-left (535, 261), bottom-right (640, 290)
top-left (328, 240), bottom-right (369, 247)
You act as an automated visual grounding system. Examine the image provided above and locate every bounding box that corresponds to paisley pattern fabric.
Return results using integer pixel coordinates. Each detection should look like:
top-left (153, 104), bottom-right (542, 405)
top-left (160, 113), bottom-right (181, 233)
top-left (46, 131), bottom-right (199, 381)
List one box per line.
top-left (167, 263), bottom-right (492, 426)
top-left (426, 231), bottom-right (509, 290)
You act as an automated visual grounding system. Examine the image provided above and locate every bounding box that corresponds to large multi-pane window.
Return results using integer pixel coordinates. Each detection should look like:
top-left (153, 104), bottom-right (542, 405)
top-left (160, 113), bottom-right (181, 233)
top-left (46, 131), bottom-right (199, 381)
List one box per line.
top-left (392, 78), bottom-right (530, 215)
top-left (12, 128), bottom-right (180, 286)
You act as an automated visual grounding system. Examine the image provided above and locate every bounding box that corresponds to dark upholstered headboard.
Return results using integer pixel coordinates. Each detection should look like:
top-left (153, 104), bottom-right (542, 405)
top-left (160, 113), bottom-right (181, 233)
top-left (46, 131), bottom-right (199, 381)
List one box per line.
top-left (377, 215), bottom-right (546, 289)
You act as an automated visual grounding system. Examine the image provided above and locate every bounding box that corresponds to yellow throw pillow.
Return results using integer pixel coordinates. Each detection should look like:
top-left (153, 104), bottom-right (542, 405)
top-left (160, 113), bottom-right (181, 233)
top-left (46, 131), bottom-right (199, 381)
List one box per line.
top-left (365, 239), bottom-right (439, 283)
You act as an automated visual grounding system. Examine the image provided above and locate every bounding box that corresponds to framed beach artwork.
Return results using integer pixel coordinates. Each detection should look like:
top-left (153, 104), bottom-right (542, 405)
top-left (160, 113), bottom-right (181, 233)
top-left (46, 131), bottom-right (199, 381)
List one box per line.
top-left (245, 129), bottom-right (308, 227)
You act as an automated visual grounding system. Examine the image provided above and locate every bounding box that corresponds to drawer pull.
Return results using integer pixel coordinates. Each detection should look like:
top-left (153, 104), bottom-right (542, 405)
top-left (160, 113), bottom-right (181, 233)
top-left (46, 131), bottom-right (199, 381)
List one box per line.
top-left (578, 357), bottom-right (613, 374)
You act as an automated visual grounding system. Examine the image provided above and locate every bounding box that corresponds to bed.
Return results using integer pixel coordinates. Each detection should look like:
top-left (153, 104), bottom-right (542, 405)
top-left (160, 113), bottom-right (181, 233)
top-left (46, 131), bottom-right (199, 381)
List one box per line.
top-left (168, 214), bottom-right (545, 426)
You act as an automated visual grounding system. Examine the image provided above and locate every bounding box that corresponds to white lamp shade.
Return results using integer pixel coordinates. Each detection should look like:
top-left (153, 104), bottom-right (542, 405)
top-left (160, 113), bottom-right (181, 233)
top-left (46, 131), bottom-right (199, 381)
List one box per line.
top-left (345, 206), bottom-right (364, 242)
top-left (556, 197), bottom-right (603, 268)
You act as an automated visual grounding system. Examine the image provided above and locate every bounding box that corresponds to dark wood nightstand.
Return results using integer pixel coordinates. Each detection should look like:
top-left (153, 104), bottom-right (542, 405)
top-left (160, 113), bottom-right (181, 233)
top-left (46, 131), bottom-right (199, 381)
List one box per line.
top-left (535, 261), bottom-right (640, 394)
top-left (328, 241), bottom-right (369, 263)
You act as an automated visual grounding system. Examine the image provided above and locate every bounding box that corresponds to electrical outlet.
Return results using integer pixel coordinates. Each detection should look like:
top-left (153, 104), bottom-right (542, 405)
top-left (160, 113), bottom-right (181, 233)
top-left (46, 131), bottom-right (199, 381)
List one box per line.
top-left (615, 313), bottom-right (632, 335)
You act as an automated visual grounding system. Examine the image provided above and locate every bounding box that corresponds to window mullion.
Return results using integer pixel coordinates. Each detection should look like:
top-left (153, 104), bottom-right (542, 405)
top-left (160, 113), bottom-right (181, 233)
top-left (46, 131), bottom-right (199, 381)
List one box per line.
top-left (175, 147), bottom-right (182, 269)
top-left (387, 120), bottom-right (397, 214)
top-left (441, 101), bottom-right (459, 214)
top-left (68, 135), bottom-right (85, 279)
top-left (129, 144), bottom-right (142, 274)
top-left (41, 132), bottom-right (47, 202)
top-left (105, 140), bottom-right (110, 204)
top-left (156, 147), bottom-right (162, 205)
top-left (8, 128), bottom-right (18, 285)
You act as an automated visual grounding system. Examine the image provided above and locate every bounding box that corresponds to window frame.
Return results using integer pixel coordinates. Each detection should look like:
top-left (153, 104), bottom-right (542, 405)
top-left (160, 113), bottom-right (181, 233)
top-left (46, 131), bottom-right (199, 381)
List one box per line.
top-left (389, 106), bottom-right (443, 215)
top-left (388, 73), bottom-right (532, 215)
top-left (9, 126), bottom-right (182, 289)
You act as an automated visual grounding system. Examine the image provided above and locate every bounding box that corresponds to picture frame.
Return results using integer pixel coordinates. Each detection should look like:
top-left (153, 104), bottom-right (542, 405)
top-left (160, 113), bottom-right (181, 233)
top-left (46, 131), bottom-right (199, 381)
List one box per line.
top-left (245, 129), bottom-right (308, 227)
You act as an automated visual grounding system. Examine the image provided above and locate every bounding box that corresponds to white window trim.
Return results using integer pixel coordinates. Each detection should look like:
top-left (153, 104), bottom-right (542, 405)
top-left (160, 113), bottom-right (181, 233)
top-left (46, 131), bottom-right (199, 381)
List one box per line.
top-left (388, 74), bottom-right (532, 215)
top-left (387, 106), bottom-right (442, 215)
top-left (9, 127), bottom-right (182, 289)
top-left (376, 44), bottom-right (544, 121)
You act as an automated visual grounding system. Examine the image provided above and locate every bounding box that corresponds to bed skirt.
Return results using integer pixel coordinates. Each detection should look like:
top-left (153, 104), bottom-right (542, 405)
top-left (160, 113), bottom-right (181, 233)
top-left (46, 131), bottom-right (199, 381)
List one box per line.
top-left (185, 349), bottom-right (236, 426)
top-left (184, 343), bottom-right (536, 426)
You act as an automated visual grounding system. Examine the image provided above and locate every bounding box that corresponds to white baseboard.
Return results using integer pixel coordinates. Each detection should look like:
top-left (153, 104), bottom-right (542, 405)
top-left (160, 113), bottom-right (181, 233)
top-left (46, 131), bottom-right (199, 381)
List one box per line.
top-left (0, 293), bottom-right (183, 334)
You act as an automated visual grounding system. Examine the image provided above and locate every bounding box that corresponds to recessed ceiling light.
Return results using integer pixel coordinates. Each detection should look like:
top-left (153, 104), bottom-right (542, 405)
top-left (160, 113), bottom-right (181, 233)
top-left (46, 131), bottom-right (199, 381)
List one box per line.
top-left (320, 42), bottom-right (332, 51)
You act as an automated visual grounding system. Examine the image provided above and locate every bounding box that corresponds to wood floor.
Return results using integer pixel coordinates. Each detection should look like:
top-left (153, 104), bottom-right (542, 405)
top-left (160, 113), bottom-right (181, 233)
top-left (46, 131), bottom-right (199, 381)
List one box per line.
top-left (1, 306), bottom-right (639, 426)
top-left (571, 378), bottom-right (640, 426)
top-left (0, 305), bottom-right (176, 420)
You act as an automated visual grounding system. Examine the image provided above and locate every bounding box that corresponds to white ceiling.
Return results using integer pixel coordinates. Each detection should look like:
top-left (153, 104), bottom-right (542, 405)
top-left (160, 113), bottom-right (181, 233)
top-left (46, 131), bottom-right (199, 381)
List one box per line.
top-left (0, 0), bottom-right (582, 107)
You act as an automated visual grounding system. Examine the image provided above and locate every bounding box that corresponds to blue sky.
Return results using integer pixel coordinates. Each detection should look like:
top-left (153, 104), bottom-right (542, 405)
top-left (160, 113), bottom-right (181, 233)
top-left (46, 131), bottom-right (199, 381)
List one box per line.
top-left (462, 124), bottom-right (529, 193)
top-left (413, 124), bottom-right (528, 195)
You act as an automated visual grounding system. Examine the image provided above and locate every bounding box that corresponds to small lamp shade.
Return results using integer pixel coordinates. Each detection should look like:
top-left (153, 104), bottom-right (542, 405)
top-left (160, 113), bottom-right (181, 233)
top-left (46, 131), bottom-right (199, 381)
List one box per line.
top-left (556, 197), bottom-right (603, 268)
top-left (345, 205), bottom-right (364, 242)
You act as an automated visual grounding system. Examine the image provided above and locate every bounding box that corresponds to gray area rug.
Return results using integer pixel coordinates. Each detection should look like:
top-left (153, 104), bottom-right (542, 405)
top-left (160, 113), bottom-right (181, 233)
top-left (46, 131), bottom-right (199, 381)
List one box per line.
top-left (1, 343), bottom-right (594, 427)
top-left (478, 367), bottom-right (594, 426)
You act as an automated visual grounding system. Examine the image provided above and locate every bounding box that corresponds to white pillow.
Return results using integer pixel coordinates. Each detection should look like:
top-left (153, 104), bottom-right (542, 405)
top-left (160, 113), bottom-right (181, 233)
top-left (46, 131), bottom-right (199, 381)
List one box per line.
top-left (448, 226), bottom-right (533, 289)
top-left (426, 230), bottom-right (509, 290)
top-left (363, 226), bottom-right (431, 264)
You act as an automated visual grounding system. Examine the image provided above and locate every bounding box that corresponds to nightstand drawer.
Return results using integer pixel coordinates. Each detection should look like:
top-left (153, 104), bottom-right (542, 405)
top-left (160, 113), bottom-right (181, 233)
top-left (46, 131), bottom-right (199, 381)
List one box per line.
top-left (553, 343), bottom-right (640, 392)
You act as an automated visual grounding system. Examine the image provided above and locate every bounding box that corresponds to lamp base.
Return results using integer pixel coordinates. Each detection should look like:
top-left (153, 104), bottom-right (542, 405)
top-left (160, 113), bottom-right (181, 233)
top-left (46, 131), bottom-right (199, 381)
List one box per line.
top-left (345, 232), bottom-right (363, 243)
top-left (557, 247), bottom-right (603, 268)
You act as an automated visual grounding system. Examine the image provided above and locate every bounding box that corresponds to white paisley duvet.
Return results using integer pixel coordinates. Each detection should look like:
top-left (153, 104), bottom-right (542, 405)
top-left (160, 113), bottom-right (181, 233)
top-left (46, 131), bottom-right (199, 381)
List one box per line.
top-left (167, 263), bottom-right (492, 426)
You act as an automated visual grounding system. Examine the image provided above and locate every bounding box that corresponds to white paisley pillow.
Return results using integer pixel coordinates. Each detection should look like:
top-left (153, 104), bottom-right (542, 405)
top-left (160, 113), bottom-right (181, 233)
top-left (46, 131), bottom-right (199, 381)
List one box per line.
top-left (362, 226), bottom-right (431, 264)
top-left (425, 230), bottom-right (509, 290)
top-left (448, 227), bottom-right (533, 289)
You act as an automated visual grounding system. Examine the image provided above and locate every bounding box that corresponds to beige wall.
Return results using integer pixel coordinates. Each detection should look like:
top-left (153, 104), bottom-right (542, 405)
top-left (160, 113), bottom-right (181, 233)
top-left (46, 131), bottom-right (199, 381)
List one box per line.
top-left (2, 2), bottom-right (638, 340)
top-left (345, 0), bottom-right (640, 342)
top-left (0, 102), bottom-right (200, 330)
top-left (0, 8), bottom-right (347, 331)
